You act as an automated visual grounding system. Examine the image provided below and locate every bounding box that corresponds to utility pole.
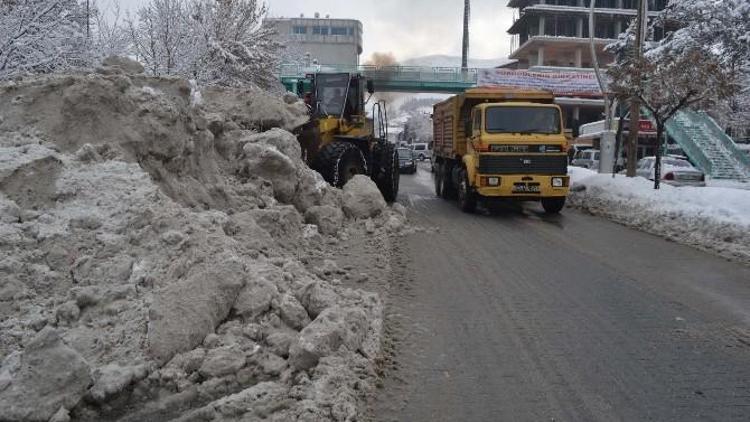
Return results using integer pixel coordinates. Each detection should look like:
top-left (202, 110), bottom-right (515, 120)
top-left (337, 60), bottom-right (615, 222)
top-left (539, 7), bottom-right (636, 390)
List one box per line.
top-left (461, 0), bottom-right (470, 71)
top-left (86, 0), bottom-right (90, 38)
top-left (589, 0), bottom-right (616, 174)
top-left (626, 0), bottom-right (646, 177)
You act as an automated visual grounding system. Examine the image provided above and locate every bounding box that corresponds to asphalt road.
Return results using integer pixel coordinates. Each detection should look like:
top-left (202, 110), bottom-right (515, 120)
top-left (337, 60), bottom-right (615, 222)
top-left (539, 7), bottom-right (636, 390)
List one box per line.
top-left (370, 163), bottom-right (750, 422)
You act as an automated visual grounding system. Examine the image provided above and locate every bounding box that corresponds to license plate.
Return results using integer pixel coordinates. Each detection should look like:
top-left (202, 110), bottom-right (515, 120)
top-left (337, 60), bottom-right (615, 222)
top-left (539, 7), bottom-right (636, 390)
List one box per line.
top-left (512, 183), bottom-right (540, 193)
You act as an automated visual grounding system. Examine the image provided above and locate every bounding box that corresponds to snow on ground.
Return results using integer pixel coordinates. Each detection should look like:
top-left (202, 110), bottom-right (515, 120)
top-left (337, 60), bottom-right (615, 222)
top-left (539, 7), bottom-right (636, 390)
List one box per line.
top-left (707, 178), bottom-right (750, 190)
top-left (568, 167), bottom-right (750, 264)
top-left (0, 59), bottom-right (408, 422)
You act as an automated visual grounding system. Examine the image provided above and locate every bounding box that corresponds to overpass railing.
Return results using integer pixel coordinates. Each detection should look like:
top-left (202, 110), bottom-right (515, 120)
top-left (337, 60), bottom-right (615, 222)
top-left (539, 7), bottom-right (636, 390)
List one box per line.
top-left (279, 64), bottom-right (479, 85)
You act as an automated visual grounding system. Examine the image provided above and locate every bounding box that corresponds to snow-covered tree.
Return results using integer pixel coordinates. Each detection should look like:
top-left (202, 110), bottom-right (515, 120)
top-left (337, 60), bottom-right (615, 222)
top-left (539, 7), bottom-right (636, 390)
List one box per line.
top-left (662, 0), bottom-right (750, 72)
top-left (660, 0), bottom-right (750, 139)
top-left (127, 0), bottom-right (191, 76)
top-left (608, 0), bottom-right (747, 188)
top-left (609, 45), bottom-right (735, 189)
top-left (399, 112), bottom-right (432, 145)
top-left (90, 0), bottom-right (129, 59)
top-left (0, 0), bottom-right (88, 79)
top-left (188, 0), bottom-right (281, 89)
top-left (126, 0), bottom-right (281, 89)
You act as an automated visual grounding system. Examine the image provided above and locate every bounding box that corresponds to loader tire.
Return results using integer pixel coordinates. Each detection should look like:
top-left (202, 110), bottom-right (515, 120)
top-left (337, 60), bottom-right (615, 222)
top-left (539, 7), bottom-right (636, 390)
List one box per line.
top-left (314, 141), bottom-right (367, 188)
top-left (375, 142), bottom-right (400, 202)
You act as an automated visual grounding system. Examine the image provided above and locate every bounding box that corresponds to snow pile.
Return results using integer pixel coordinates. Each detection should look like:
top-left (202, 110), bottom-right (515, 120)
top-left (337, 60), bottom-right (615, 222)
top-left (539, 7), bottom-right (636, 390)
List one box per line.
top-left (568, 167), bottom-right (750, 263)
top-left (0, 63), bottom-right (405, 421)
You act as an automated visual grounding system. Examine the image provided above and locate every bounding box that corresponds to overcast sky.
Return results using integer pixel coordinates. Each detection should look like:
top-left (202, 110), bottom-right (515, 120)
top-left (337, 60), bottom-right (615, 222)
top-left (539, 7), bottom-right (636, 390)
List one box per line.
top-left (103, 0), bottom-right (516, 61)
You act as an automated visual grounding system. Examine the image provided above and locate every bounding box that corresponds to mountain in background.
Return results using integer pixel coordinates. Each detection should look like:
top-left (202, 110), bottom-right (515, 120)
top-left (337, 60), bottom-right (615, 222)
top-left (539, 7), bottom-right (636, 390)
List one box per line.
top-left (400, 54), bottom-right (512, 68)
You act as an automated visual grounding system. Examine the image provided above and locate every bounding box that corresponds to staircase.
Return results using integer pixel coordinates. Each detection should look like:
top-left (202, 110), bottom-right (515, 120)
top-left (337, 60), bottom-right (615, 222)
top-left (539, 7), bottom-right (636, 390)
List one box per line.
top-left (666, 110), bottom-right (750, 181)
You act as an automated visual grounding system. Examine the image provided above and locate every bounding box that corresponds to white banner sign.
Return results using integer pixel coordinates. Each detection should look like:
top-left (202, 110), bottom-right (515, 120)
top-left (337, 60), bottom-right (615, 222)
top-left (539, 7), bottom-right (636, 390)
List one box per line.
top-left (477, 69), bottom-right (604, 98)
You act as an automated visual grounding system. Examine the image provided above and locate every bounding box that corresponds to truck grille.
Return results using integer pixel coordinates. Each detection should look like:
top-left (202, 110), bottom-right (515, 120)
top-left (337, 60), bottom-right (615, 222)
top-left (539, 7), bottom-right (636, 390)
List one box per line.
top-left (478, 155), bottom-right (568, 175)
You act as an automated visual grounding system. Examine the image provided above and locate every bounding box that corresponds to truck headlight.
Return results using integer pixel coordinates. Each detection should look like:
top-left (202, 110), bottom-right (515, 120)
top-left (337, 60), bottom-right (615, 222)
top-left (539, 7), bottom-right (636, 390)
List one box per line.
top-left (480, 177), bottom-right (501, 187)
top-left (552, 177), bottom-right (564, 187)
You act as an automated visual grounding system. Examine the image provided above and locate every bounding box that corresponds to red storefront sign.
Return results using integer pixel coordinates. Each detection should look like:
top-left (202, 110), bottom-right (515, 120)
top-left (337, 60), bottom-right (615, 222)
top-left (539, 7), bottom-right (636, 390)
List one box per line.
top-left (638, 120), bottom-right (656, 133)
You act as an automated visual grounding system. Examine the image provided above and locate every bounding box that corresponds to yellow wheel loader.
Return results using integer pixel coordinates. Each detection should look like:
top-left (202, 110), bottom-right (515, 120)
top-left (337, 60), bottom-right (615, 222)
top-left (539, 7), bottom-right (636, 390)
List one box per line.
top-left (295, 73), bottom-right (399, 202)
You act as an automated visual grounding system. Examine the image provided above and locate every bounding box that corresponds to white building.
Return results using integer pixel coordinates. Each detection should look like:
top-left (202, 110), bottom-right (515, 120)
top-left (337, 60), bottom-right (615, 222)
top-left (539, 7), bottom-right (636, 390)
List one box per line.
top-left (267, 13), bottom-right (363, 66)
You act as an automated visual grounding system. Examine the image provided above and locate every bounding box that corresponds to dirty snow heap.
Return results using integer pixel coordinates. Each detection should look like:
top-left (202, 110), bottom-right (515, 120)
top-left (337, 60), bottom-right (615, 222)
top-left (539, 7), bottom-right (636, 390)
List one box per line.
top-left (0, 58), bottom-right (406, 422)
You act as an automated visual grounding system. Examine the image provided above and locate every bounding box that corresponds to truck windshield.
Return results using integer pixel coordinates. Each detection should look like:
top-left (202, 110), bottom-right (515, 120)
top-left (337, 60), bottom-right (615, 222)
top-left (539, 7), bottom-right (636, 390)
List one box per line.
top-left (485, 107), bottom-right (561, 135)
top-left (315, 73), bottom-right (349, 117)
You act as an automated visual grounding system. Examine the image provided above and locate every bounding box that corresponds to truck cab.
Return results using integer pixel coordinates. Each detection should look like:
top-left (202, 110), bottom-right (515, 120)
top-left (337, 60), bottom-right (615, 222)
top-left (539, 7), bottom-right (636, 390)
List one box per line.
top-left (432, 88), bottom-right (570, 213)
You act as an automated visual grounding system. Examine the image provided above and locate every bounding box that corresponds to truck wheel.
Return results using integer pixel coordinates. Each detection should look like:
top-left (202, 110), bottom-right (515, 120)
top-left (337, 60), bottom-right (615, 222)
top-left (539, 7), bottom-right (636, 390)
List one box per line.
top-left (314, 141), bottom-right (367, 188)
top-left (434, 163), bottom-right (443, 196)
top-left (457, 168), bottom-right (477, 213)
top-left (375, 142), bottom-right (399, 202)
top-left (440, 163), bottom-right (456, 199)
top-left (541, 197), bottom-right (566, 214)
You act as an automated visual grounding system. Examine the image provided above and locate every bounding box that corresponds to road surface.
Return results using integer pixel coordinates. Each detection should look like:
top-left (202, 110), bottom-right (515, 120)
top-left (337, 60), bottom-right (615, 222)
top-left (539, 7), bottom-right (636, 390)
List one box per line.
top-left (370, 164), bottom-right (750, 422)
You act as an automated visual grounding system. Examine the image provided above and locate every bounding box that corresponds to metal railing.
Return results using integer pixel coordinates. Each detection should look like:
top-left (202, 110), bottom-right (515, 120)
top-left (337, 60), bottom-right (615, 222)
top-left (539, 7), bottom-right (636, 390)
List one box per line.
top-left (664, 112), bottom-right (713, 175)
top-left (279, 64), bottom-right (479, 85)
top-left (687, 110), bottom-right (750, 171)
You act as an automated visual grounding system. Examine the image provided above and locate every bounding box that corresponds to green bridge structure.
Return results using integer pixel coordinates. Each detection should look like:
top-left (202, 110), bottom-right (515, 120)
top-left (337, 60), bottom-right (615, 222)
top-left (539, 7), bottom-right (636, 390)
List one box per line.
top-left (280, 64), bottom-right (479, 94)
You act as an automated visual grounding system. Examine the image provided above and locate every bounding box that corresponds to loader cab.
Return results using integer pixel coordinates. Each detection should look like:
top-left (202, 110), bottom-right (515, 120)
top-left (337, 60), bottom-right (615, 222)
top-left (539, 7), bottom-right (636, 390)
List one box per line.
top-left (308, 73), bottom-right (367, 121)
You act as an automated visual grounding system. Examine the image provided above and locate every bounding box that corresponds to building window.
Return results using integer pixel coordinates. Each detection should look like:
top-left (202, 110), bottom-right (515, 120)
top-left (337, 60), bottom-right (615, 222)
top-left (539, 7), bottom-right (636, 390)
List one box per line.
top-left (331, 27), bottom-right (348, 36)
top-left (349, 28), bottom-right (355, 36)
top-left (292, 26), bottom-right (307, 34)
top-left (312, 26), bottom-right (329, 35)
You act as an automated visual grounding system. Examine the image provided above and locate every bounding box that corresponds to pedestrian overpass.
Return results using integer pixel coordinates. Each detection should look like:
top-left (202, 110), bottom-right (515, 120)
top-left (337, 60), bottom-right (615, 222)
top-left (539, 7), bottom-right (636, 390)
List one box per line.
top-left (280, 64), bottom-right (479, 94)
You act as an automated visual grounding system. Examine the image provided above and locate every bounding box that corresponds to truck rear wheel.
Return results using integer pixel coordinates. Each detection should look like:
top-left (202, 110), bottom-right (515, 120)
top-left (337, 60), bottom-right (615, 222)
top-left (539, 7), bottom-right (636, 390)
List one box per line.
top-left (434, 163), bottom-right (443, 196)
top-left (375, 142), bottom-right (399, 202)
top-left (439, 162), bottom-right (455, 199)
top-left (314, 141), bottom-right (367, 188)
top-left (457, 168), bottom-right (477, 213)
top-left (541, 197), bottom-right (566, 214)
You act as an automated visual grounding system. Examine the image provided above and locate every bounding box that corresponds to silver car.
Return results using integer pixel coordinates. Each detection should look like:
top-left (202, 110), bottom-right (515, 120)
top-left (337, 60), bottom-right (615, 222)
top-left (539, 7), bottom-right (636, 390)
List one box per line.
top-left (635, 157), bottom-right (706, 187)
top-left (571, 149), bottom-right (600, 169)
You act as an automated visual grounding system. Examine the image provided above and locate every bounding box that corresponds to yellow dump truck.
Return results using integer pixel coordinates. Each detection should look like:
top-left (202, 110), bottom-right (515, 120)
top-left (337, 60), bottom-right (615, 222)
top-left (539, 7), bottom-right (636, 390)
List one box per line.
top-left (432, 88), bottom-right (570, 213)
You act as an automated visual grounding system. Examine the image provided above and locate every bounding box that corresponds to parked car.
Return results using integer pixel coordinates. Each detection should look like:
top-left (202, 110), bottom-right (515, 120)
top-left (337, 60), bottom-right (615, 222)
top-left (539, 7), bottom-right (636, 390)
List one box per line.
top-left (571, 149), bottom-right (600, 169)
top-left (411, 143), bottom-right (432, 161)
top-left (635, 156), bottom-right (706, 187)
top-left (568, 144), bottom-right (593, 164)
top-left (397, 148), bottom-right (417, 174)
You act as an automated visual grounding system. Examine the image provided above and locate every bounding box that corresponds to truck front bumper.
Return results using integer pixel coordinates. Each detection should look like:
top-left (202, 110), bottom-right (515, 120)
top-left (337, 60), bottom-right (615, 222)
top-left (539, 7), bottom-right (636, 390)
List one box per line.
top-left (474, 174), bottom-right (570, 198)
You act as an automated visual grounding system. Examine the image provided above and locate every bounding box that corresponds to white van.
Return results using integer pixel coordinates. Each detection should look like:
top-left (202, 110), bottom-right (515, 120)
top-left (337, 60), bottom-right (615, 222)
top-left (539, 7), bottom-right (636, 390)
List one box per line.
top-left (571, 149), bottom-right (600, 169)
top-left (411, 143), bottom-right (432, 161)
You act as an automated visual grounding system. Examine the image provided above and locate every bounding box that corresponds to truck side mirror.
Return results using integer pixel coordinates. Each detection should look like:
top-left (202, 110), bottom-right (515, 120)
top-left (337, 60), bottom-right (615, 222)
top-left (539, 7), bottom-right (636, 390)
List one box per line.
top-left (366, 80), bottom-right (375, 94)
